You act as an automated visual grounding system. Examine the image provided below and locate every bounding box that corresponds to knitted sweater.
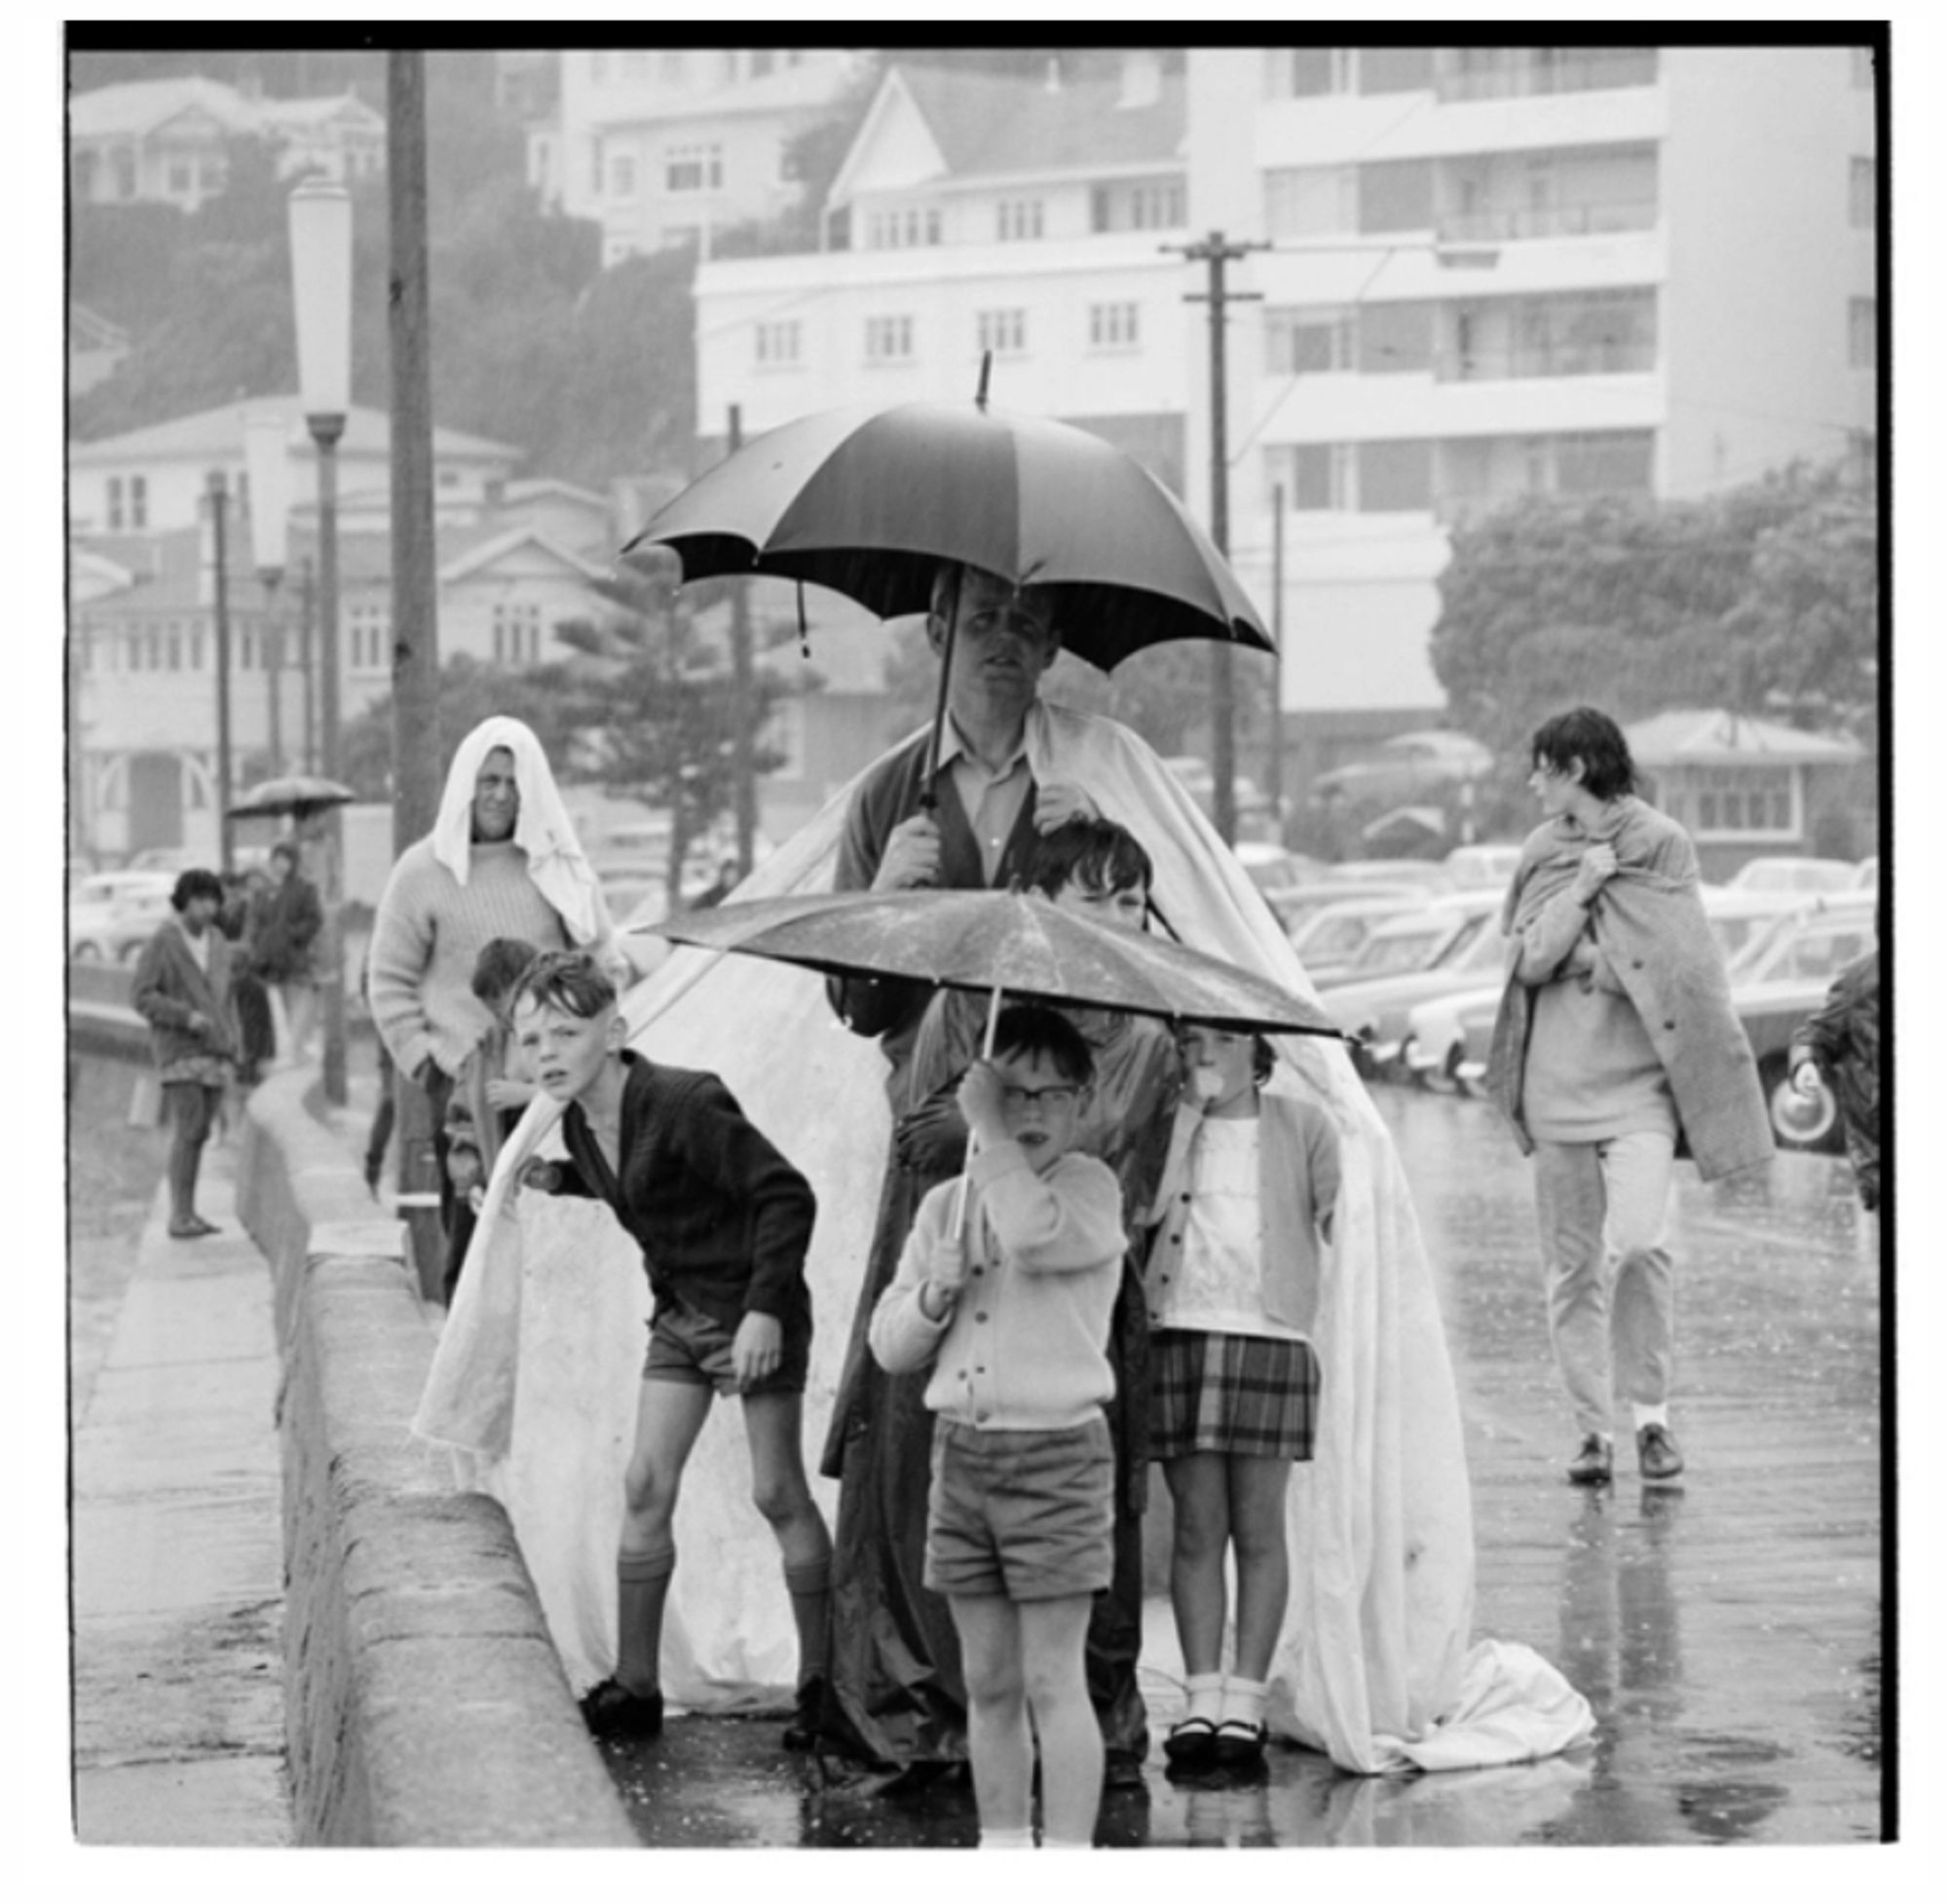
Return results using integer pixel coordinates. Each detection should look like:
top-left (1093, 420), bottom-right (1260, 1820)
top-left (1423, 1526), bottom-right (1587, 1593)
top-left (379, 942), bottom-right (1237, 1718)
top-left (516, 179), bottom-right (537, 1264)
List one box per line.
top-left (871, 1141), bottom-right (1126, 1431)
top-left (367, 837), bottom-right (572, 1079)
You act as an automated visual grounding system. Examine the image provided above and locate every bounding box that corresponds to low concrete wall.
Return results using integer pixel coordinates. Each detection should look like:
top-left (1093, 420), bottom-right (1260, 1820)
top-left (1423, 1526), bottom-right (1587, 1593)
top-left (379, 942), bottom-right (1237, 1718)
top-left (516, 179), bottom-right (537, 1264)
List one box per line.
top-left (237, 1069), bottom-right (636, 1848)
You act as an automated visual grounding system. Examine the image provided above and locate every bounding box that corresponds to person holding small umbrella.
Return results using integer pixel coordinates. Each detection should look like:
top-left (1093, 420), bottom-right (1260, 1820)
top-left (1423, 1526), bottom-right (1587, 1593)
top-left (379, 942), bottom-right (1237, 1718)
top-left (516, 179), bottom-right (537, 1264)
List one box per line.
top-left (249, 839), bottom-right (324, 1064)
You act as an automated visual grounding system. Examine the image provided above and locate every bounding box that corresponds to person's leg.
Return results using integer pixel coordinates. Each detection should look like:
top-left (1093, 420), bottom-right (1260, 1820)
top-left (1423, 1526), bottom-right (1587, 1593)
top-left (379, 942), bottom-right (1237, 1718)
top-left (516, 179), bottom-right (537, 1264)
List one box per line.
top-left (1017, 1593), bottom-right (1102, 1848)
top-left (950, 1593), bottom-right (1033, 1844)
top-left (1599, 1130), bottom-right (1679, 1471)
top-left (284, 982), bottom-right (318, 1061)
top-left (613, 1377), bottom-right (714, 1697)
top-left (1532, 1140), bottom-right (1616, 1459)
top-left (163, 1082), bottom-right (201, 1230)
top-left (1225, 1454), bottom-right (1292, 1684)
top-left (1161, 1451), bottom-right (1229, 1755)
top-left (741, 1389), bottom-right (835, 1729)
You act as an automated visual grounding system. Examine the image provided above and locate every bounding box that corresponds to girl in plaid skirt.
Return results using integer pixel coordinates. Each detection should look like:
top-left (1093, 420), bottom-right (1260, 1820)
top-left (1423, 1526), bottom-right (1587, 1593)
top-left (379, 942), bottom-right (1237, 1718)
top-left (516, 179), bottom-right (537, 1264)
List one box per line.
top-left (1141, 1026), bottom-right (1340, 1772)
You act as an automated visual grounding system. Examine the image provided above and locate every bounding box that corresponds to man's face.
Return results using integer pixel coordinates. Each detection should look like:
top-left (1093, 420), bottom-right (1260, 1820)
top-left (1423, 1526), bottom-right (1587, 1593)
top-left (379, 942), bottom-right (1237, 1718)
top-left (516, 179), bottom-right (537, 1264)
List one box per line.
top-left (270, 852), bottom-right (294, 886)
top-left (512, 995), bottom-right (620, 1104)
top-left (472, 747), bottom-right (520, 841)
top-left (991, 1045), bottom-right (1089, 1170)
top-left (932, 569), bottom-right (1059, 717)
top-left (1050, 872), bottom-right (1147, 933)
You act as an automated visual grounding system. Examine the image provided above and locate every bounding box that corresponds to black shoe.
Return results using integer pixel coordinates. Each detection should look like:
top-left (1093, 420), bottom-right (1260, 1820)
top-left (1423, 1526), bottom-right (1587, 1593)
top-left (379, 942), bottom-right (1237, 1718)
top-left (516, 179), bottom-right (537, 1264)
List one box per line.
top-left (781, 1675), bottom-right (824, 1751)
top-left (580, 1677), bottom-right (664, 1738)
top-left (1163, 1716), bottom-right (1218, 1770)
top-left (1104, 1747), bottom-right (1148, 1791)
top-left (1567, 1433), bottom-right (1614, 1486)
top-left (1636, 1422), bottom-right (1685, 1483)
top-left (1211, 1720), bottom-right (1267, 1771)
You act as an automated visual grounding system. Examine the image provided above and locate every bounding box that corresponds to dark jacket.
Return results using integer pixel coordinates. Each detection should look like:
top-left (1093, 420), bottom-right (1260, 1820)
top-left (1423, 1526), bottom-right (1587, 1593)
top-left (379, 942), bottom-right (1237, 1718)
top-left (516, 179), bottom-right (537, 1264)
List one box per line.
top-left (1789, 950), bottom-right (1881, 1209)
top-left (249, 873), bottom-right (323, 983)
top-left (541, 1051), bottom-right (816, 1334)
top-left (828, 728), bottom-right (1044, 1075)
top-left (131, 915), bottom-right (241, 1073)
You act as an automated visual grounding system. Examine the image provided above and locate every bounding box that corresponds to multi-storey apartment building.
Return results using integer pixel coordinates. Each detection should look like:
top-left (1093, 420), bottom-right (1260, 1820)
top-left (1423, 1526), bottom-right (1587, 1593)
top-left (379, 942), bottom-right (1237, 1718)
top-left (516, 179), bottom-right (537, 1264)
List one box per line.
top-left (689, 44), bottom-right (1877, 776)
top-left (532, 48), bottom-right (865, 266)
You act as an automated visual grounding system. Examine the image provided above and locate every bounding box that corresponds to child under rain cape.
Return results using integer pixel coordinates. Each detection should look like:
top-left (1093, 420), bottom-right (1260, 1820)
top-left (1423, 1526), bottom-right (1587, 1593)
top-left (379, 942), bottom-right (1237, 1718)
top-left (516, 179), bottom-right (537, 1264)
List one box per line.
top-left (413, 704), bottom-right (1595, 1773)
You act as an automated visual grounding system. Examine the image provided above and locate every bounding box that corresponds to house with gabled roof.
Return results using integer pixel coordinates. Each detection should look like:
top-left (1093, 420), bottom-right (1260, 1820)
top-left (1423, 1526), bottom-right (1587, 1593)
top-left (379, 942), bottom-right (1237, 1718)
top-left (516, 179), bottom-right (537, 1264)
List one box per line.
top-left (690, 50), bottom-right (1191, 488)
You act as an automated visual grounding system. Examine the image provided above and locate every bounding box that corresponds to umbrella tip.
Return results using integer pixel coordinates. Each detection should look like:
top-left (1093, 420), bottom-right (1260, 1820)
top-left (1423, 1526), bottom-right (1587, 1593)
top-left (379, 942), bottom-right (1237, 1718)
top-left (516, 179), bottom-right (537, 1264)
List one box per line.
top-left (975, 350), bottom-right (993, 413)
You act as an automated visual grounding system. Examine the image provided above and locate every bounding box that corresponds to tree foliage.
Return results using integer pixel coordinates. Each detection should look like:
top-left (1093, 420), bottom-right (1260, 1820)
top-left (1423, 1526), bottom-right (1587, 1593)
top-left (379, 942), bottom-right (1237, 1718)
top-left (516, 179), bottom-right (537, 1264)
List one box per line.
top-left (1429, 461), bottom-right (1880, 830)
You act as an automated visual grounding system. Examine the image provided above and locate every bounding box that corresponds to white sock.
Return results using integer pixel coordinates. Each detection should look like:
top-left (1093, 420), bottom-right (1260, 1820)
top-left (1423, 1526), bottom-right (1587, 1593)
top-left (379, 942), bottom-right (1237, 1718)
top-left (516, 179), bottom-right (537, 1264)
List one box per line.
top-left (1633, 1404), bottom-right (1669, 1432)
top-left (1219, 1675), bottom-right (1269, 1730)
top-left (980, 1826), bottom-right (1035, 1849)
top-left (1182, 1671), bottom-right (1224, 1726)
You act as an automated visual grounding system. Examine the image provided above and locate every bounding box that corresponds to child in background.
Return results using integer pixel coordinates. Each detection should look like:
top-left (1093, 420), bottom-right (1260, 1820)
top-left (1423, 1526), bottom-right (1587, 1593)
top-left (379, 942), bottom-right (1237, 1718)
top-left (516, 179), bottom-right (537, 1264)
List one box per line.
top-left (1143, 1025), bottom-right (1340, 1773)
top-left (871, 1005), bottom-right (1127, 1849)
top-left (441, 937), bottom-right (541, 1300)
top-left (1788, 911), bottom-right (1881, 1214)
top-left (511, 951), bottom-right (832, 1750)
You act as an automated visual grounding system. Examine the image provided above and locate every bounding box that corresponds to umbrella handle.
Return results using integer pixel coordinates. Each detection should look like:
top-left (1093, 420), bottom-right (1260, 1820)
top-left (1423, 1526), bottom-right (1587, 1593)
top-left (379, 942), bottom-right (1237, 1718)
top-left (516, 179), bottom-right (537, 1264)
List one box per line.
top-left (949, 983), bottom-right (1003, 1240)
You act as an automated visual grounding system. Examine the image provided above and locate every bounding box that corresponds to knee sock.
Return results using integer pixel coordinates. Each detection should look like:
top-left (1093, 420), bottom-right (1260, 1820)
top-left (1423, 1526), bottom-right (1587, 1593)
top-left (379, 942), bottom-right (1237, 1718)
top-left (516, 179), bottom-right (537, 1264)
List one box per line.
top-left (616, 1544), bottom-right (676, 1696)
top-left (1219, 1674), bottom-right (1268, 1731)
top-left (784, 1557), bottom-right (832, 1689)
top-left (1182, 1671), bottom-right (1224, 1727)
top-left (1632, 1403), bottom-right (1668, 1432)
top-left (979, 1826), bottom-right (1036, 1849)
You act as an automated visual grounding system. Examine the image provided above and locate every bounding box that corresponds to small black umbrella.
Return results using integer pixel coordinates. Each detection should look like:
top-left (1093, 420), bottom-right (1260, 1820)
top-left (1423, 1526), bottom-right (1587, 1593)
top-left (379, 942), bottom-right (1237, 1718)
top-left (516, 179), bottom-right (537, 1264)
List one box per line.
top-left (226, 775), bottom-right (357, 823)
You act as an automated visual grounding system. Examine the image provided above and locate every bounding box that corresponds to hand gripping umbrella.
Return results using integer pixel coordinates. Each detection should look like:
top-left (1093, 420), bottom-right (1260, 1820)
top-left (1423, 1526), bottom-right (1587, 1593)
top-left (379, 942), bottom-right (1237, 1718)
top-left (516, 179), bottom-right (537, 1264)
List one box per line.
top-left (624, 369), bottom-right (1276, 784)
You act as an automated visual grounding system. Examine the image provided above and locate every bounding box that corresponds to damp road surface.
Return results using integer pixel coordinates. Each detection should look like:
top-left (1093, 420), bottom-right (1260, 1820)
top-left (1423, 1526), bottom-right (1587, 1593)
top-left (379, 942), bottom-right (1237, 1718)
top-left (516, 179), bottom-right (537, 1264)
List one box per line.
top-left (593, 1084), bottom-right (1885, 1848)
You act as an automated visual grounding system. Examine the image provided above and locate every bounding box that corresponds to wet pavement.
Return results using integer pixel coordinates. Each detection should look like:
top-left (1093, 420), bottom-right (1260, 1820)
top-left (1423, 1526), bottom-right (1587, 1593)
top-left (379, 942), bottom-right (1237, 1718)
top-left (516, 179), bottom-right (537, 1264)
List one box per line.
top-left (592, 1085), bottom-right (1887, 1848)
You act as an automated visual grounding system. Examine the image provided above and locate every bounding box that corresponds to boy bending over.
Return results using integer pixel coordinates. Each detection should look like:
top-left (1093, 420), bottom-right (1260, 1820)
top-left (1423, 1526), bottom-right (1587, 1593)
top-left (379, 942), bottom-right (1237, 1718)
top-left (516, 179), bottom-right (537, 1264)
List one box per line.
top-left (871, 1005), bottom-right (1127, 1848)
top-left (512, 951), bottom-right (832, 1747)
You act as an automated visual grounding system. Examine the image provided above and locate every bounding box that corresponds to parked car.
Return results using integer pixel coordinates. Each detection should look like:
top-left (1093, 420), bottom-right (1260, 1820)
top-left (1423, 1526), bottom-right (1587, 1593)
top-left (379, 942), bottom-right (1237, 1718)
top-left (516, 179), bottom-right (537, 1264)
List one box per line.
top-left (1260, 879), bottom-right (1425, 936)
top-left (1232, 841), bottom-right (1326, 893)
top-left (1854, 855), bottom-right (1879, 890)
top-left (1729, 897), bottom-right (1875, 1154)
top-left (1323, 858), bottom-right (1456, 890)
top-left (1310, 729), bottom-right (1491, 811)
top-left (67, 871), bottom-right (177, 962)
top-left (1288, 890), bottom-right (1444, 988)
top-left (1442, 842), bottom-right (1522, 891)
top-left (1726, 855), bottom-right (1859, 896)
top-left (1324, 901), bottom-right (1509, 1080)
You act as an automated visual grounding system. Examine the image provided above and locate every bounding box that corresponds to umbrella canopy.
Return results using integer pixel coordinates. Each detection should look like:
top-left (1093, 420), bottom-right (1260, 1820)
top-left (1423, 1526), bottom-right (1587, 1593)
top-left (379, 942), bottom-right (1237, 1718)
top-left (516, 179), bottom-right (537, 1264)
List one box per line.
top-left (626, 399), bottom-right (1275, 673)
top-left (226, 774), bottom-right (357, 822)
top-left (655, 888), bottom-right (1343, 1038)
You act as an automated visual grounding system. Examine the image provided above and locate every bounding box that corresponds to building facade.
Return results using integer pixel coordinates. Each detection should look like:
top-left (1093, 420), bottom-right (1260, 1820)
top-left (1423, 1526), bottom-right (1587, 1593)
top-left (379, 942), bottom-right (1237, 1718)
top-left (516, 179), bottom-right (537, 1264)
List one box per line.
top-left (533, 48), bottom-right (865, 266)
top-left (689, 43), bottom-right (1878, 788)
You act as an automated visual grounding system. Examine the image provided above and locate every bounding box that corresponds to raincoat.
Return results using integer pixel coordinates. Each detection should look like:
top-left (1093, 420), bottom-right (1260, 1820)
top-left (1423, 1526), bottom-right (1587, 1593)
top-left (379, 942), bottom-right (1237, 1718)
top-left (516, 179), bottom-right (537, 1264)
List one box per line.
top-left (414, 704), bottom-right (1596, 1773)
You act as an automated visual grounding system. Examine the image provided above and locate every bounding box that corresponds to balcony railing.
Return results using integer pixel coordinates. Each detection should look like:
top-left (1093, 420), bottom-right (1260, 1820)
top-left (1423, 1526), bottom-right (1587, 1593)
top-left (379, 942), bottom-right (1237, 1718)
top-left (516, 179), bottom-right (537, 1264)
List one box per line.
top-left (1436, 50), bottom-right (1659, 103)
top-left (1437, 200), bottom-right (1657, 243)
top-left (1435, 339), bottom-right (1658, 382)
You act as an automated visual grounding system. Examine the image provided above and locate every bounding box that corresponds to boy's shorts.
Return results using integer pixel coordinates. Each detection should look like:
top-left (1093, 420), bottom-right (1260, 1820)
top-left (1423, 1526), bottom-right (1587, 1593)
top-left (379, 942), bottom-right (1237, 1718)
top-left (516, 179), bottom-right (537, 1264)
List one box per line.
top-left (644, 1299), bottom-right (810, 1399)
top-left (923, 1415), bottom-right (1114, 1601)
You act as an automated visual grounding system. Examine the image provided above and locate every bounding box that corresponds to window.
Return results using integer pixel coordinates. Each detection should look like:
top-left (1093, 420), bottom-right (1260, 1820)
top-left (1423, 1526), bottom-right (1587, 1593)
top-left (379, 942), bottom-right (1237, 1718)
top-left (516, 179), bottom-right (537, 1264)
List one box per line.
top-left (1551, 429), bottom-right (1655, 496)
top-left (189, 632), bottom-right (204, 670)
top-left (130, 476), bottom-right (147, 530)
top-left (1265, 306), bottom-right (1355, 375)
top-left (666, 142), bottom-right (722, 193)
top-left (1087, 302), bottom-right (1140, 350)
top-left (239, 630), bottom-right (258, 671)
top-left (1850, 158), bottom-right (1876, 229)
top-left (1358, 440), bottom-right (1434, 510)
top-left (660, 52), bottom-right (686, 85)
top-left (1279, 443), bottom-right (1354, 511)
top-left (755, 320), bottom-right (802, 366)
top-left (112, 147), bottom-right (135, 198)
top-left (1090, 178), bottom-right (1184, 232)
top-left (612, 153), bottom-right (636, 197)
top-left (866, 205), bottom-right (940, 249)
top-left (1690, 765), bottom-right (1796, 840)
top-left (977, 309), bottom-right (1027, 356)
top-left (492, 602), bottom-right (542, 666)
top-left (169, 159), bottom-right (191, 195)
top-left (590, 139), bottom-right (603, 196)
top-left (589, 53), bottom-right (608, 84)
top-left (865, 315), bottom-right (915, 363)
top-left (1266, 47), bottom-right (1432, 96)
top-left (1265, 166), bottom-right (1358, 239)
top-left (995, 199), bottom-right (1044, 242)
top-left (1359, 301), bottom-right (1434, 374)
top-left (1438, 48), bottom-right (1657, 102)
top-left (349, 606), bottom-right (391, 672)
top-left (1359, 159), bottom-right (1434, 233)
top-left (751, 50), bottom-right (776, 79)
top-left (1849, 297), bottom-right (1877, 370)
top-left (106, 477), bottom-right (124, 533)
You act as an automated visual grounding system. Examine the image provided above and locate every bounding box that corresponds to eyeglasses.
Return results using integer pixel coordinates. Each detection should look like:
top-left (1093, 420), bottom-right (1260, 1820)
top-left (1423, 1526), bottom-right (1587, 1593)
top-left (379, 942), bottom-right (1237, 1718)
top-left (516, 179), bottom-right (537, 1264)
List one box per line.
top-left (999, 1084), bottom-right (1082, 1110)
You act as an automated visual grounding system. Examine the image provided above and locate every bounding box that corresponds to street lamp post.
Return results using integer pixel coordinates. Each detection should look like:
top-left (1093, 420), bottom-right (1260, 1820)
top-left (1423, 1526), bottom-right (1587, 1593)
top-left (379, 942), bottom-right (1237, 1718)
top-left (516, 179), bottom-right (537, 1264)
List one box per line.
top-left (206, 469), bottom-right (235, 875)
top-left (244, 408), bottom-right (292, 779)
top-left (290, 177), bottom-right (353, 1106)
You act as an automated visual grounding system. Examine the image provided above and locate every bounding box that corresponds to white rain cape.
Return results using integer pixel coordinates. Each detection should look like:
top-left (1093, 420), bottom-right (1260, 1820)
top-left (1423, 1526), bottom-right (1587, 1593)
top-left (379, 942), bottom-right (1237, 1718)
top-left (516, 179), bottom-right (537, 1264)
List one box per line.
top-left (414, 703), bottom-right (1594, 1772)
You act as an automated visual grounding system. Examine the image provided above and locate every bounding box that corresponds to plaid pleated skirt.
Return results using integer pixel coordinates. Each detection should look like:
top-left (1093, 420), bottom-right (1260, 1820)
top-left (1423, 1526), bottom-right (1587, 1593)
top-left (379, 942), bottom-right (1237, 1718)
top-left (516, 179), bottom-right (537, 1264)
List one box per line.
top-left (1149, 1328), bottom-right (1321, 1462)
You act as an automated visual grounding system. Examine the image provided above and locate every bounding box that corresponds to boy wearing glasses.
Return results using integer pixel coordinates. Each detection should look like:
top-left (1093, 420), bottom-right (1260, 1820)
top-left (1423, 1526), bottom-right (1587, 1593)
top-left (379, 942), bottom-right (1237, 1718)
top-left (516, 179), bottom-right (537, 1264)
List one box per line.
top-left (871, 1004), bottom-right (1127, 1849)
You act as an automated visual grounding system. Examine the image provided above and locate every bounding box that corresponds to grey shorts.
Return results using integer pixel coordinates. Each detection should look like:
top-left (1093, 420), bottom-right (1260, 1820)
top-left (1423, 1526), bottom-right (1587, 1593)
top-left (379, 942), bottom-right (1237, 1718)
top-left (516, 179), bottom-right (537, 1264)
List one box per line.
top-left (923, 1415), bottom-right (1114, 1602)
top-left (643, 1299), bottom-right (809, 1399)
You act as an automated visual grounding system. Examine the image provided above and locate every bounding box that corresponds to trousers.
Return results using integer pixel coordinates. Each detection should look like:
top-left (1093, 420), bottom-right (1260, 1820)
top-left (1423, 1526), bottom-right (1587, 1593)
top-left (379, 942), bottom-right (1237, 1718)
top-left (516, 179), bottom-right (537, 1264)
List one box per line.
top-left (1531, 1131), bottom-right (1675, 1437)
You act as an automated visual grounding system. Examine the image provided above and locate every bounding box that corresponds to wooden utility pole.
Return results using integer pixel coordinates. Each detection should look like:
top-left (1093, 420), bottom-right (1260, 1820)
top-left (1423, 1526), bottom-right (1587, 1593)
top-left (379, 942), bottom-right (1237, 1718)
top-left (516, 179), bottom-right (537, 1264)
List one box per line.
top-left (388, 49), bottom-right (444, 1297)
top-left (207, 470), bottom-right (235, 874)
top-left (1270, 481), bottom-right (1286, 845)
top-left (1170, 230), bottom-right (1265, 844)
top-left (726, 404), bottom-right (757, 879)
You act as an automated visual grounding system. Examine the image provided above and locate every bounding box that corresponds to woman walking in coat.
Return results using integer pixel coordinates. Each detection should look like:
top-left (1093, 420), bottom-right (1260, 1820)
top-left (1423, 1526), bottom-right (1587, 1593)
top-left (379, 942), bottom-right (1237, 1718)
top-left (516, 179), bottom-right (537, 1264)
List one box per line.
top-left (132, 869), bottom-right (242, 1240)
top-left (1487, 708), bottom-right (1772, 1488)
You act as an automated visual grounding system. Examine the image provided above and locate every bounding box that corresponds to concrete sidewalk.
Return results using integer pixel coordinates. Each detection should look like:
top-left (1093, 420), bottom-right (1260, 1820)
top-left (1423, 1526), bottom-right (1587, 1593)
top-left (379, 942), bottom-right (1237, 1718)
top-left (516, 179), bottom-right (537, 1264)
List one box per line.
top-left (70, 1135), bottom-right (290, 1846)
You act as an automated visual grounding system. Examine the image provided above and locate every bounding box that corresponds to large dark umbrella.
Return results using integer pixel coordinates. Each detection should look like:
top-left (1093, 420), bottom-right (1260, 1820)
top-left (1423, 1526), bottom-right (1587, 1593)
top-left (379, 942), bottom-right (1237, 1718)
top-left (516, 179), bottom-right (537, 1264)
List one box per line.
top-left (655, 887), bottom-right (1341, 1039)
top-left (625, 382), bottom-right (1277, 781)
top-left (226, 774), bottom-right (357, 823)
